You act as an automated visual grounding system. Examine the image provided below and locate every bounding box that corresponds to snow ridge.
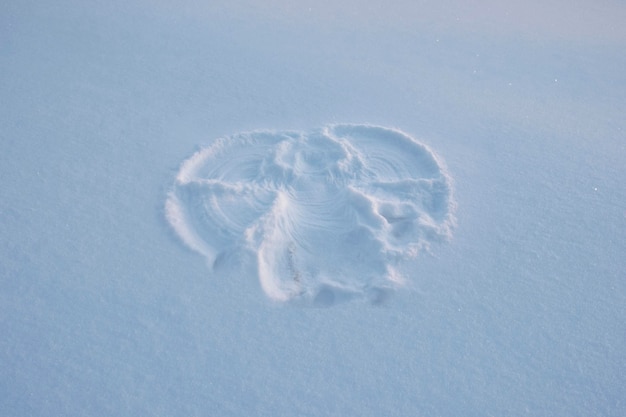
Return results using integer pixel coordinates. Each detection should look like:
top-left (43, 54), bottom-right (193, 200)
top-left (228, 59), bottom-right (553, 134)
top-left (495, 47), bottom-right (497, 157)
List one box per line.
top-left (166, 124), bottom-right (456, 305)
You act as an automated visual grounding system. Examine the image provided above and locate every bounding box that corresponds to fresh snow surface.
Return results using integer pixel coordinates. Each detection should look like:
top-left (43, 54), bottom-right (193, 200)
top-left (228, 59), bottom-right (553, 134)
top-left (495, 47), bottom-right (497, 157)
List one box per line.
top-left (2, 1), bottom-right (626, 416)
top-left (166, 124), bottom-right (455, 305)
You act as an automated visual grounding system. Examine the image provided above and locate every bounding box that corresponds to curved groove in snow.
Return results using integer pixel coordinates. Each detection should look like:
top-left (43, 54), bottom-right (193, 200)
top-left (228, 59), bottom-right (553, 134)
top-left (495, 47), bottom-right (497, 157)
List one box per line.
top-left (166, 124), bottom-right (456, 305)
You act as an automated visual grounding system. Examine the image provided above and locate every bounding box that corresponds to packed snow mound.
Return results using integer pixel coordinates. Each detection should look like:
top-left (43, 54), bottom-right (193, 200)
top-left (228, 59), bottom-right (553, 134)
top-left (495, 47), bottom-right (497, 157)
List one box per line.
top-left (166, 124), bottom-right (456, 305)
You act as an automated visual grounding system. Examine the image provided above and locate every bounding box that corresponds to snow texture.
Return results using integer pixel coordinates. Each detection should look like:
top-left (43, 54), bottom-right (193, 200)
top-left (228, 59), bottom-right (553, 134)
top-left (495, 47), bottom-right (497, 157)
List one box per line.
top-left (166, 124), bottom-right (455, 304)
top-left (2, 0), bottom-right (625, 416)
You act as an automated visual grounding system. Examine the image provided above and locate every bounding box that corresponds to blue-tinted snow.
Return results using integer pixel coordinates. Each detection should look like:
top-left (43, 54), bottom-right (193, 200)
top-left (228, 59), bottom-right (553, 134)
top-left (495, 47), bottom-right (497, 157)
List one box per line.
top-left (166, 124), bottom-right (456, 304)
top-left (1, 0), bottom-right (625, 415)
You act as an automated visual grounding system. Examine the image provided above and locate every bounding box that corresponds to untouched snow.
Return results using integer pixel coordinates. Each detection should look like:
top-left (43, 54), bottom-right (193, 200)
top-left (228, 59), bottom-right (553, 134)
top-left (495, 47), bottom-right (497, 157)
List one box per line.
top-left (1, 0), bottom-right (625, 416)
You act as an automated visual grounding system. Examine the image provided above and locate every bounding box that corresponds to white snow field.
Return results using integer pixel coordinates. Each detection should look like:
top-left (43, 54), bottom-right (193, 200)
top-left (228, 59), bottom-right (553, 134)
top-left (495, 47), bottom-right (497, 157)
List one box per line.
top-left (2, 0), bottom-right (625, 416)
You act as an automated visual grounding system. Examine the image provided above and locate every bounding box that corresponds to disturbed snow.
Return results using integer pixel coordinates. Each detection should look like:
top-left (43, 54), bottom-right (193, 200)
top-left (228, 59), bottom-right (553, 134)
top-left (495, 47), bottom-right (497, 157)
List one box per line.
top-left (166, 124), bottom-right (455, 305)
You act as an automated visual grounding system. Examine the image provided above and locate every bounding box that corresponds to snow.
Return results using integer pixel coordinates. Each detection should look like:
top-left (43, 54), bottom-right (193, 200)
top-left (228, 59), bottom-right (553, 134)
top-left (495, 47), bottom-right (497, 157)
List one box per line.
top-left (1, 0), bottom-right (625, 416)
top-left (166, 124), bottom-right (455, 304)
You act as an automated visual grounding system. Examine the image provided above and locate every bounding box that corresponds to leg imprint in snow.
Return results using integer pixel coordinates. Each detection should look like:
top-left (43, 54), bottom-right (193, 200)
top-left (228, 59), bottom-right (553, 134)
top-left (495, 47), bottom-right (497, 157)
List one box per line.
top-left (166, 124), bottom-right (456, 305)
